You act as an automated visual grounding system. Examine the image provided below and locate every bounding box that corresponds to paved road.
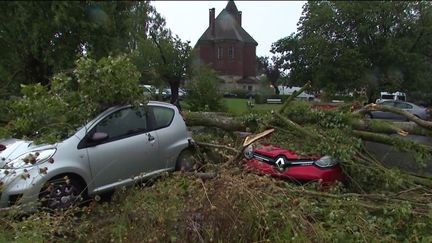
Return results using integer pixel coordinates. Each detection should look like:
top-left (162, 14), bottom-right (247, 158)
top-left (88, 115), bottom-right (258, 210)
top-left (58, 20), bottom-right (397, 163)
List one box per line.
top-left (365, 134), bottom-right (432, 176)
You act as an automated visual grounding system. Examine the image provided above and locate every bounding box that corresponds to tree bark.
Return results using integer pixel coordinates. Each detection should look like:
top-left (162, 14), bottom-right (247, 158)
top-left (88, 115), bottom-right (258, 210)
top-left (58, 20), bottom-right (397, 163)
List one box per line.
top-left (170, 81), bottom-right (181, 111)
top-left (183, 112), bottom-right (247, 132)
top-left (352, 130), bottom-right (432, 153)
top-left (351, 119), bottom-right (432, 137)
top-left (360, 103), bottom-right (432, 130)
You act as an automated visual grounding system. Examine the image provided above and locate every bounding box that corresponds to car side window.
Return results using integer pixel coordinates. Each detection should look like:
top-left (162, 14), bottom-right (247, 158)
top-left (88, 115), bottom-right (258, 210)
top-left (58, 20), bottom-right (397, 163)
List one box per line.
top-left (381, 101), bottom-right (395, 107)
top-left (395, 102), bottom-right (412, 109)
top-left (94, 107), bottom-right (147, 141)
top-left (151, 106), bottom-right (174, 130)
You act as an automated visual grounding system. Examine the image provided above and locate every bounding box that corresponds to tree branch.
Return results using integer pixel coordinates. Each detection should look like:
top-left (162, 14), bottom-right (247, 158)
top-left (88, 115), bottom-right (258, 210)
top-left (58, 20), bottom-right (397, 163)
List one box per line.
top-left (278, 81), bottom-right (311, 114)
top-left (196, 141), bottom-right (239, 154)
top-left (364, 103), bottom-right (432, 130)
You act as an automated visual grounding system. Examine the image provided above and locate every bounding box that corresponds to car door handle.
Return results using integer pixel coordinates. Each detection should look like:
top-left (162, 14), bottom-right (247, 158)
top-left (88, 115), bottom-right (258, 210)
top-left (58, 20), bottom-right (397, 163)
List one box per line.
top-left (147, 133), bottom-right (155, 142)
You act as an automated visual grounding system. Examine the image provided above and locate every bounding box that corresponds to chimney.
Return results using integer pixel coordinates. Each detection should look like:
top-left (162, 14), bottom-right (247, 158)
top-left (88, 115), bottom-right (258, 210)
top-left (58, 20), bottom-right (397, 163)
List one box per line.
top-left (237, 11), bottom-right (242, 26)
top-left (209, 8), bottom-right (215, 36)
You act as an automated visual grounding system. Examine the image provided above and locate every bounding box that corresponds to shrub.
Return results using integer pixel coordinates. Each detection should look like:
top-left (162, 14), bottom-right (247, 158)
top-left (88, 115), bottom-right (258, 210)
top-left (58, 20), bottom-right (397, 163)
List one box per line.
top-left (184, 66), bottom-right (226, 112)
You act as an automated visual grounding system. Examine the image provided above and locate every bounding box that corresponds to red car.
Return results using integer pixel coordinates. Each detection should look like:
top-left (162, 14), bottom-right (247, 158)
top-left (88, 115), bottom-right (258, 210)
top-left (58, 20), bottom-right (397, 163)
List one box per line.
top-left (243, 144), bottom-right (344, 185)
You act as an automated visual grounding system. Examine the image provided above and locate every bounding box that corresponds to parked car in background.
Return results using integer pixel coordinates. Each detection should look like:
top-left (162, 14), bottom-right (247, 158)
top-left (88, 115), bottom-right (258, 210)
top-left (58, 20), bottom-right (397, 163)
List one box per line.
top-left (140, 84), bottom-right (157, 97)
top-left (365, 100), bottom-right (429, 120)
top-left (223, 92), bottom-right (238, 98)
top-left (278, 85), bottom-right (316, 100)
top-left (0, 101), bottom-right (194, 210)
top-left (243, 144), bottom-right (344, 185)
top-left (162, 88), bottom-right (187, 100)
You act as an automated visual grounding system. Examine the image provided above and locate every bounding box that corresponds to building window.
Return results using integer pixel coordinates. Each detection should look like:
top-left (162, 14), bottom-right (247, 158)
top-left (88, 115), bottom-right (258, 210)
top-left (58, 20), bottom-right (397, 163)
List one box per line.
top-left (228, 47), bottom-right (234, 59)
top-left (217, 47), bottom-right (223, 59)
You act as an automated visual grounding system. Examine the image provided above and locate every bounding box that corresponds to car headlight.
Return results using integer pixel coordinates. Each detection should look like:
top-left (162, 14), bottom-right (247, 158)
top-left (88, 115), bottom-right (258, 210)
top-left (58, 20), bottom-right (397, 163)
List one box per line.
top-left (243, 145), bottom-right (254, 159)
top-left (4, 149), bottom-right (56, 169)
top-left (314, 156), bottom-right (338, 168)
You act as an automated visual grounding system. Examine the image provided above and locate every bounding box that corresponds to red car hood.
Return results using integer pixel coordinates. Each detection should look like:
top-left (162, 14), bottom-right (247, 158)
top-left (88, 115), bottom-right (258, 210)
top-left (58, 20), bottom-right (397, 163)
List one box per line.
top-left (244, 144), bottom-right (344, 185)
top-left (253, 144), bottom-right (320, 161)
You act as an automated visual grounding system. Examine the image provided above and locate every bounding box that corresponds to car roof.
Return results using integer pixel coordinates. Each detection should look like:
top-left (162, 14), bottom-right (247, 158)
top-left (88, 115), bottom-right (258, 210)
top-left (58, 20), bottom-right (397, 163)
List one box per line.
top-left (148, 101), bottom-right (177, 109)
top-left (87, 101), bottom-right (176, 127)
top-left (394, 100), bottom-right (422, 107)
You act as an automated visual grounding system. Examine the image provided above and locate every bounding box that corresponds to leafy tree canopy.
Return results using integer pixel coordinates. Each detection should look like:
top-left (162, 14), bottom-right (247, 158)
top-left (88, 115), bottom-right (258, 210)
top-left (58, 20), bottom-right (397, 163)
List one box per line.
top-left (257, 56), bottom-right (282, 95)
top-left (1, 55), bottom-right (144, 144)
top-left (0, 1), bottom-right (163, 95)
top-left (272, 1), bottom-right (432, 101)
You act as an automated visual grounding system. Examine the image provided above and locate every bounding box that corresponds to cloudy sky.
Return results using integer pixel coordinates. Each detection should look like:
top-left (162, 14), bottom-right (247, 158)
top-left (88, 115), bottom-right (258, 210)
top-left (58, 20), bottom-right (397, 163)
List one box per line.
top-left (151, 1), bottom-right (306, 57)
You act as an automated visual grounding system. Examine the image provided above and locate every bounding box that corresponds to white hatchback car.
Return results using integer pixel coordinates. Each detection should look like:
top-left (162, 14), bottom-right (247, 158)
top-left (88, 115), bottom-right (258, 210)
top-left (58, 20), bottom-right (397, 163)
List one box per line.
top-left (0, 101), bottom-right (194, 210)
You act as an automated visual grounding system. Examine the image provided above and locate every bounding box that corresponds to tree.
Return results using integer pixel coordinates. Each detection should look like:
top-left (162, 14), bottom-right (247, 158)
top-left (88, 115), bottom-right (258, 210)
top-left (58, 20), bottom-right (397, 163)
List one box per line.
top-left (272, 1), bottom-right (432, 102)
top-left (0, 1), bottom-right (162, 95)
top-left (184, 65), bottom-right (226, 112)
top-left (1, 55), bottom-right (143, 143)
top-left (257, 56), bottom-right (281, 95)
top-left (150, 31), bottom-right (192, 109)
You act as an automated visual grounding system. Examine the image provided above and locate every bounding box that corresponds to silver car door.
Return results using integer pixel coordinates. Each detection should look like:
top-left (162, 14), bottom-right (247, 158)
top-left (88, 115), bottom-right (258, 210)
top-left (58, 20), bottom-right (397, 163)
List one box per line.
top-left (375, 101), bottom-right (396, 119)
top-left (394, 102), bottom-right (412, 120)
top-left (147, 105), bottom-right (178, 170)
top-left (84, 107), bottom-right (159, 191)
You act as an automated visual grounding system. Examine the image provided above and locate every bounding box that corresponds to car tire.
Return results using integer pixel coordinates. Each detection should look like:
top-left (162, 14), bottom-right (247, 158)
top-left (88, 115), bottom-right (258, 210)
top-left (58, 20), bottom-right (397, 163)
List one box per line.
top-left (40, 176), bottom-right (86, 211)
top-left (175, 149), bottom-right (195, 172)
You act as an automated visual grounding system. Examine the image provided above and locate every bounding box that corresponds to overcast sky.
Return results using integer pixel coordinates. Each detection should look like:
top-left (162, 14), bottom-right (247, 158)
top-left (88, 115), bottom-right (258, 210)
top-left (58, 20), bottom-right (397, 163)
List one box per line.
top-left (151, 1), bottom-right (306, 57)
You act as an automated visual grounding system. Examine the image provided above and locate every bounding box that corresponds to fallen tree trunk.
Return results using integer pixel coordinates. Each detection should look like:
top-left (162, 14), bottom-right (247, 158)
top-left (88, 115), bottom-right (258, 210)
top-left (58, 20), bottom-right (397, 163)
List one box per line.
top-left (352, 130), bottom-right (432, 154)
top-left (184, 111), bottom-right (432, 157)
top-left (359, 103), bottom-right (432, 130)
top-left (351, 119), bottom-right (432, 137)
top-left (183, 112), bottom-right (247, 132)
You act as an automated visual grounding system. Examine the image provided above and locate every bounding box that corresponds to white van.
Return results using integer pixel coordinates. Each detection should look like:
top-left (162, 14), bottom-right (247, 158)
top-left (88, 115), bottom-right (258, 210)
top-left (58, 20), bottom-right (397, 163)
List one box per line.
top-left (376, 91), bottom-right (406, 103)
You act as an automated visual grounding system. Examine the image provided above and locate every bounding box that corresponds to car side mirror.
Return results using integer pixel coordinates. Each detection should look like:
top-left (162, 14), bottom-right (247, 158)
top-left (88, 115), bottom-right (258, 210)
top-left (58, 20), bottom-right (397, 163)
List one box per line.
top-left (90, 132), bottom-right (108, 142)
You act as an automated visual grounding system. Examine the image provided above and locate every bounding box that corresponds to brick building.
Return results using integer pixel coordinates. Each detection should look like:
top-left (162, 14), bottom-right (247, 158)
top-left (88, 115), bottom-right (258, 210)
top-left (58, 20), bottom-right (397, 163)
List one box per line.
top-left (194, 0), bottom-right (259, 91)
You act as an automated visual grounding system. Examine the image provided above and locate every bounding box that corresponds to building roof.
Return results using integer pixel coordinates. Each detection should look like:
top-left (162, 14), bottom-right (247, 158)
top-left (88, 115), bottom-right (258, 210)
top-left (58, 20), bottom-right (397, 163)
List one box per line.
top-left (196, 0), bottom-right (258, 46)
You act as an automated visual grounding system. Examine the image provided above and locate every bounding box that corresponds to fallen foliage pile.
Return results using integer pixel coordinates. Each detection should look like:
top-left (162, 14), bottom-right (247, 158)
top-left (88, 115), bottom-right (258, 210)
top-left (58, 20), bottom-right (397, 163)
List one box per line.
top-left (1, 167), bottom-right (431, 242)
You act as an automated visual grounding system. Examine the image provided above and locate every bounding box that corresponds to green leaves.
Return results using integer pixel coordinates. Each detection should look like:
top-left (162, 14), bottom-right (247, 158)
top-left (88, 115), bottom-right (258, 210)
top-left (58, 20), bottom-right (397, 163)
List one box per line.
top-left (184, 66), bottom-right (226, 112)
top-left (0, 1), bottom-right (163, 96)
top-left (272, 1), bottom-right (432, 99)
top-left (2, 55), bottom-right (144, 144)
top-left (74, 55), bottom-right (143, 110)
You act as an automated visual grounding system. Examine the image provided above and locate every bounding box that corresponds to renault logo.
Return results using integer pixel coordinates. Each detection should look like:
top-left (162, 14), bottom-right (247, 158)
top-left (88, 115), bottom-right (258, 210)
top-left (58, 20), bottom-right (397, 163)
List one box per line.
top-left (275, 157), bottom-right (286, 169)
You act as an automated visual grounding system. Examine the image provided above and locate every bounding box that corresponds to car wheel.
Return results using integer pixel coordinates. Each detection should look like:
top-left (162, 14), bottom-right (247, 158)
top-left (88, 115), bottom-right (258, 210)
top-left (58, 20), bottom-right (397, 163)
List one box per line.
top-left (40, 176), bottom-right (85, 211)
top-left (175, 150), bottom-right (195, 172)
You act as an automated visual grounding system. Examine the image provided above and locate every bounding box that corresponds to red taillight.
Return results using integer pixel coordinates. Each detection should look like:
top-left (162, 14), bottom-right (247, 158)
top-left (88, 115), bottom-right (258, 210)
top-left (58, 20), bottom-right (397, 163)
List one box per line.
top-left (0, 144), bottom-right (5, 151)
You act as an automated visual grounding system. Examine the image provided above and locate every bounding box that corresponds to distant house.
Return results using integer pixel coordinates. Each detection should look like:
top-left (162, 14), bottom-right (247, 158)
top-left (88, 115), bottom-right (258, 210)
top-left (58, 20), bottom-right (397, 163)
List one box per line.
top-left (194, 0), bottom-right (259, 91)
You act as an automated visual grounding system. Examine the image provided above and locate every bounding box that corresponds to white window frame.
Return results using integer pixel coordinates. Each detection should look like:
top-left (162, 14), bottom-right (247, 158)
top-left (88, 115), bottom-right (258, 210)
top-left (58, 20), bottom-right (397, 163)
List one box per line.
top-left (217, 47), bottom-right (223, 59)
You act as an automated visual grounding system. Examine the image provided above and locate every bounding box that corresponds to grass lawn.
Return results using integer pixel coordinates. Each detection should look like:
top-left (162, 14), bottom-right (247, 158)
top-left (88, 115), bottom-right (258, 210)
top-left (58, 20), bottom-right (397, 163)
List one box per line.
top-left (223, 98), bottom-right (282, 115)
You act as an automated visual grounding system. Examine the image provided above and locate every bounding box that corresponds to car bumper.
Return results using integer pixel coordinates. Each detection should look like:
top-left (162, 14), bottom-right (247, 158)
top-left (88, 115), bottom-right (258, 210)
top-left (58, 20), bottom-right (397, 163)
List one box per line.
top-left (244, 159), bottom-right (344, 184)
top-left (0, 168), bottom-right (45, 208)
